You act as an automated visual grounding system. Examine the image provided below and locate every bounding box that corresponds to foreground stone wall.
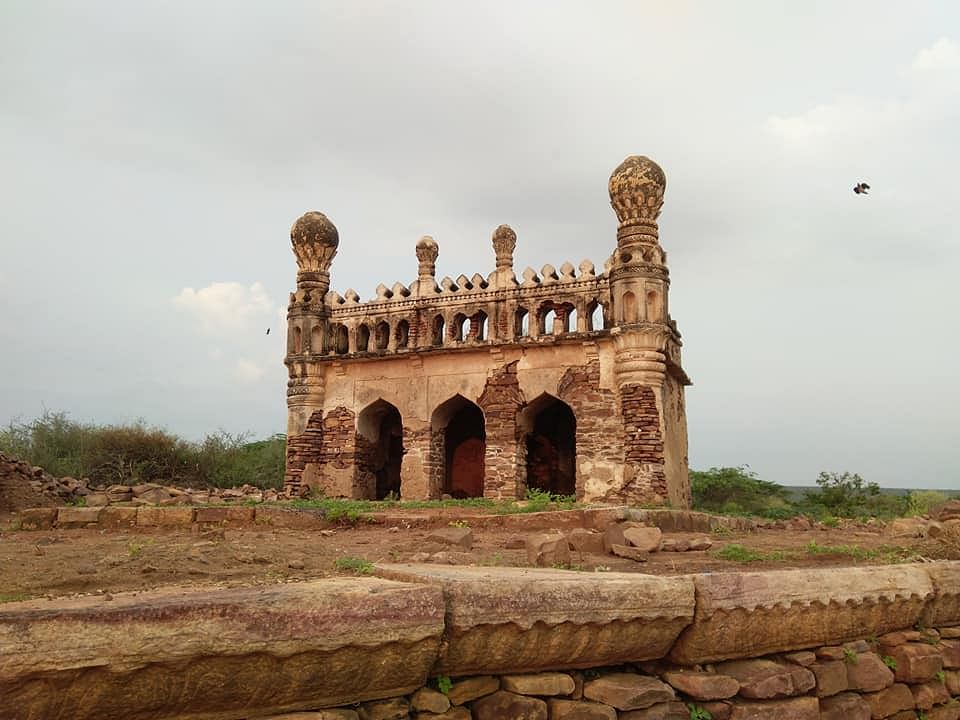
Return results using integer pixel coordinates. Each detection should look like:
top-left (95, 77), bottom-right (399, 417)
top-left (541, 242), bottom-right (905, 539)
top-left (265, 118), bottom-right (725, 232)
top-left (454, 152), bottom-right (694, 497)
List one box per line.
top-left (2, 562), bottom-right (958, 720)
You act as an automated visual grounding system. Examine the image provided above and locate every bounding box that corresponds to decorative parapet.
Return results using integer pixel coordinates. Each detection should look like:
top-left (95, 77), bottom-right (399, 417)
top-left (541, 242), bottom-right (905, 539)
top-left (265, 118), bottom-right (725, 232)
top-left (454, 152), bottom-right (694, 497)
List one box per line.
top-left (373, 563), bottom-right (695, 676)
top-left (669, 564), bottom-right (935, 664)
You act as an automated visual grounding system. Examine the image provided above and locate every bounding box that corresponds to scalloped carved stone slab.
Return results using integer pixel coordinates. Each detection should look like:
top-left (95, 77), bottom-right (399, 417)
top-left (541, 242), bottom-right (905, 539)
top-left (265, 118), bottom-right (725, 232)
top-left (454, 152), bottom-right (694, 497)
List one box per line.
top-left (921, 561), bottom-right (960, 628)
top-left (669, 564), bottom-right (935, 665)
top-left (374, 563), bottom-right (695, 676)
top-left (0, 578), bottom-right (445, 720)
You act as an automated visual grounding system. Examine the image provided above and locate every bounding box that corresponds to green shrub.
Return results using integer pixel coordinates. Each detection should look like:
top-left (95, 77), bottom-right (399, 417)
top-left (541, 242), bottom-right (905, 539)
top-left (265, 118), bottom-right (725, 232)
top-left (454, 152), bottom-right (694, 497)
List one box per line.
top-left (0, 411), bottom-right (284, 489)
top-left (691, 466), bottom-right (793, 517)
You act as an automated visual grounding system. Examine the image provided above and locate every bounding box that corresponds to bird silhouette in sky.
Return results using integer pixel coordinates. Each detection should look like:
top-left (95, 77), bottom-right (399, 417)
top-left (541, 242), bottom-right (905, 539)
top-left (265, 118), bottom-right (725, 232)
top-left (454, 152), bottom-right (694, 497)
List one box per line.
top-left (266, 328), bottom-right (271, 335)
top-left (854, 182), bottom-right (870, 195)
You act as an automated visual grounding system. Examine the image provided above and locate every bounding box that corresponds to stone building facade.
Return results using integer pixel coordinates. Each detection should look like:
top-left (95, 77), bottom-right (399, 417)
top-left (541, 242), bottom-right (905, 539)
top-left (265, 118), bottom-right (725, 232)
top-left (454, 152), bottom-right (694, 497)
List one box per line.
top-left (283, 155), bottom-right (692, 506)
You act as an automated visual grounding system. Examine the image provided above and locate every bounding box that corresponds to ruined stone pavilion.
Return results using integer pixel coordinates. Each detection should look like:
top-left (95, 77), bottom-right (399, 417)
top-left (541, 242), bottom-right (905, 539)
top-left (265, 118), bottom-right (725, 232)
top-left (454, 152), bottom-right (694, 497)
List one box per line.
top-left (283, 155), bottom-right (692, 506)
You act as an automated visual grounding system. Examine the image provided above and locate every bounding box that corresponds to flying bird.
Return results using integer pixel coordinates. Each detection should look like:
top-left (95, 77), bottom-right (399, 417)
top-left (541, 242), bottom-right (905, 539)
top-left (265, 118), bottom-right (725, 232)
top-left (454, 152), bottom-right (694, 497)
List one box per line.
top-left (266, 328), bottom-right (271, 335)
top-left (854, 182), bottom-right (870, 195)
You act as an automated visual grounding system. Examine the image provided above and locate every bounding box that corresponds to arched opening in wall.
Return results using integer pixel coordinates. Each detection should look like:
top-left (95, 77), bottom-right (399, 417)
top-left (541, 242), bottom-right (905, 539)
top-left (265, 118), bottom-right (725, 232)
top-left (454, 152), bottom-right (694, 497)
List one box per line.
top-left (451, 313), bottom-right (467, 342)
top-left (515, 308), bottom-right (529, 337)
top-left (395, 319), bottom-right (410, 349)
top-left (468, 311), bottom-right (488, 341)
top-left (623, 291), bottom-right (638, 324)
top-left (431, 315), bottom-right (445, 346)
top-left (518, 394), bottom-right (576, 497)
top-left (587, 300), bottom-right (604, 331)
top-left (646, 290), bottom-right (662, 322)
top-left (310, 325), bottom-right (323, 354)
top-left (357, 400), bottom-right (404, 500)
top-left (334, 325), bottom-right (349, 354)
top-left (431, 395), bottom-right (485, 499)
top-left (375, 321), bottom-right (390, 350)
top-left (357, 324), bottom-right (370, 352)
top-left (293, 326), bottom-right (302, 354)
top-left (567, 307), bottom-right (578, 333)
top-left (541, 308), bottom-right (557, 335)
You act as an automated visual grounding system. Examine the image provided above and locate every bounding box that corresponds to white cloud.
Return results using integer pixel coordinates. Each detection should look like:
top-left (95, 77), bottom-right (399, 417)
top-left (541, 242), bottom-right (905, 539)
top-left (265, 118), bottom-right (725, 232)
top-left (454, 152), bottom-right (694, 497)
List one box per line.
top-left (173, 281), bottom-right (276, 334)
top-left (765, 95), bottom-right (908, 148)
top-left (912, 38), bottom-right (960, 72)
top-left (233, 358), bottom-right (265, 384)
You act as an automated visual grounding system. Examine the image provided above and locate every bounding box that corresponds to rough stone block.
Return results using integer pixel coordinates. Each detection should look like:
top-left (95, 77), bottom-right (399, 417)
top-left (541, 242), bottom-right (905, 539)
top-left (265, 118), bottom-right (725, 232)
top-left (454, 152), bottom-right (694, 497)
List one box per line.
top-left (939, 639), bottom-right (960, 668)
top-left (426, 527), bottom-right (473, 550)
top-left (662, 670), bottom-right (739, 700)
top-left (84, 492), bottom-right (110, 507)
top-left (445, 676), bottom-right (500, 705)
top-left (0, 577), bottom-right (444, 720)
top-left (911, 679), bottom-right (950, 709)
top-left (410, 687), bottom-right (450, 713)
top-left (526, 533), bottom-right (572, 567)
top-left (670, 565), bottom-right (933, 664)
top-left (471, 690), bottom-right (546, 720)
top-left (623, 526), bottom-right (661, 552)
top-left (136, 506), bottom-right (194, 527)
top-left (846, 652), bottom-right (896, 692)
top-left (699, 701), bottom-right (732, 720)
top-left (714, 658), bottom-right (814, 699)
top-left (16, 508), bottom-right (57, 530)
top-left (501, 672), bottom-right (575, 696)
top-left (413, 708), bottom-right (470, 720)
top-left (548, 698), bottom-right (617, 719)
top-left (810, 660), bottom-right (848, 697)
top-left (611, 544), bottom-right (649, 562)
top-left (618, 700), bottom-right (688, 719)
top-left (374, 564), bottom-right (695, 675)
top-left (98, 506), bottom-right (138, 529)
top-left (928, 705), bottom-right (960, 720)
top-left (819, 692), bottom-right (872, 720)
top-left (862, 683), bottom-right (916, 718)
top-left (887, 642), bottom-right (943, 683)
top-left (357, 698), bottom-right (409, 719)
top-left (56, 506), bottom-right (103, 528)
top-left (582, 673), bottom-right (674, 711)
top-left (567, 528), bottom-right (606, 555)
top-left (727, 696), bottom-right (819, 719)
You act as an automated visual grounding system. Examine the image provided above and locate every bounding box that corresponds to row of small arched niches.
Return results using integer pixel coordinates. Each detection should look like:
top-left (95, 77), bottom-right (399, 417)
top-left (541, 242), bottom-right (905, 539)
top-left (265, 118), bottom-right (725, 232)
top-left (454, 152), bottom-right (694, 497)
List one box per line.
top-left (290, 302), bottom-right (609, 355)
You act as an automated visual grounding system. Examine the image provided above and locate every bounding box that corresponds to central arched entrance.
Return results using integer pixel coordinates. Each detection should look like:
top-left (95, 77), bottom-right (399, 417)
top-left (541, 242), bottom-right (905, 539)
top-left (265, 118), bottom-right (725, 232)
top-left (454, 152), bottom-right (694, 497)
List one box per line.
top-left (519, 394), bottom-right (576, 497)
top-left (431, 395), bottom-right (485, 498)
top-left (357, 399), bottom-right (404, 499)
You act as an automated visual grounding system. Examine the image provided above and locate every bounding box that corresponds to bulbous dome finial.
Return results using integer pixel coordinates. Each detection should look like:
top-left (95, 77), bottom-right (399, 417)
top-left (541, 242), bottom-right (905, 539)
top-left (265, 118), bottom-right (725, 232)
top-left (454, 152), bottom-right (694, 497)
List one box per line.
top-left (608, 156), bottom-right (666, 234)
top-left (290, 211), bottom-right (339, 276)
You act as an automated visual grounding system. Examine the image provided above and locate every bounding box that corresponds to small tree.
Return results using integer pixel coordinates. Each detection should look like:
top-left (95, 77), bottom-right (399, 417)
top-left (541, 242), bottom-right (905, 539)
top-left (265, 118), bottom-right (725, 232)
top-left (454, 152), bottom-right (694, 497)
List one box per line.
top-left (807, 471), bottom-right (880, 517)
top-left (691, 466), bottom-right (793, 517)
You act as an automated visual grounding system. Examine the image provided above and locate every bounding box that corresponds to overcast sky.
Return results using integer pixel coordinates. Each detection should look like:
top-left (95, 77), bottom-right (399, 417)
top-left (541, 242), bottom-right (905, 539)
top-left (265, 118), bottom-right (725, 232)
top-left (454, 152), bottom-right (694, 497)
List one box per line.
top-left (1, 2), bottom-right (957, 488)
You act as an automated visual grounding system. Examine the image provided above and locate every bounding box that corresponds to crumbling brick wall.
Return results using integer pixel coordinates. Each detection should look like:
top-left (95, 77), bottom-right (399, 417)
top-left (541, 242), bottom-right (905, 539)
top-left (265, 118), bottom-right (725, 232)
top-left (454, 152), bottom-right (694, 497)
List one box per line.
top-left (558, 359), bottom-right (623, 500)
top-left (477, 361), bottom-right (524, 499)
top-left (619, 384), bottom-right (667, 504)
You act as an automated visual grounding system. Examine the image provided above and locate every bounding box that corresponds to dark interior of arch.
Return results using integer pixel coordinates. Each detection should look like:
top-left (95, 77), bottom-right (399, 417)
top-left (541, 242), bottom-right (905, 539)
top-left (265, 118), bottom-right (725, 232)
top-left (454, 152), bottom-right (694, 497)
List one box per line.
top-left (443, 403), bottom-right (485, 498)
top-left (525, 399), bottom-right (576, 496)
top-left (360, 404), bottom-right (404, 500)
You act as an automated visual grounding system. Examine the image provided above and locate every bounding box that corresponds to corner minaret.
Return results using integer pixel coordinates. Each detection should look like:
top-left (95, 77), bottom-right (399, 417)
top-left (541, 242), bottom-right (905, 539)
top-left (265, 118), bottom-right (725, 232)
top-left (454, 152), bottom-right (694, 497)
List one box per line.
top-left (285, 211), bottom-right (339, 439)
top-left (607, 155), bottom-right (692, 508)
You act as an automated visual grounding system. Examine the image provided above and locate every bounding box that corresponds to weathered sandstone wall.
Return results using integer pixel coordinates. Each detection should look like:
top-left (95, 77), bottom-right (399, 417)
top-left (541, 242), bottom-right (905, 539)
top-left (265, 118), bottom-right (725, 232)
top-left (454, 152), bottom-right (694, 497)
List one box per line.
top-left (2, 562), bottom-right (959, 719)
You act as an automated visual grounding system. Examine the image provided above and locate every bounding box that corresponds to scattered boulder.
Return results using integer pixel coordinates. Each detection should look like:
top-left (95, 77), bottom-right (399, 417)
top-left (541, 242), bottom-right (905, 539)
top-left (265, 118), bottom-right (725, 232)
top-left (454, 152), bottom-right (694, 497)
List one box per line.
top-left (610, 544), bottom-right (649, 562)
top-left (526, 533), bottom-right (572, 567)
top-left (426, 527), bottom-right (473, 550)
top-left (623, 526), bottom-right (662, 552)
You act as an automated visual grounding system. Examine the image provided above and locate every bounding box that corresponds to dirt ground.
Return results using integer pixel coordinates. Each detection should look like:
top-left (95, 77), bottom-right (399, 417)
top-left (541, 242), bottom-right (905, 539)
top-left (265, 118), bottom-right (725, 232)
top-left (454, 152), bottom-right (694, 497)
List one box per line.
top-left (0, 506), bottom-right (941, 603)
